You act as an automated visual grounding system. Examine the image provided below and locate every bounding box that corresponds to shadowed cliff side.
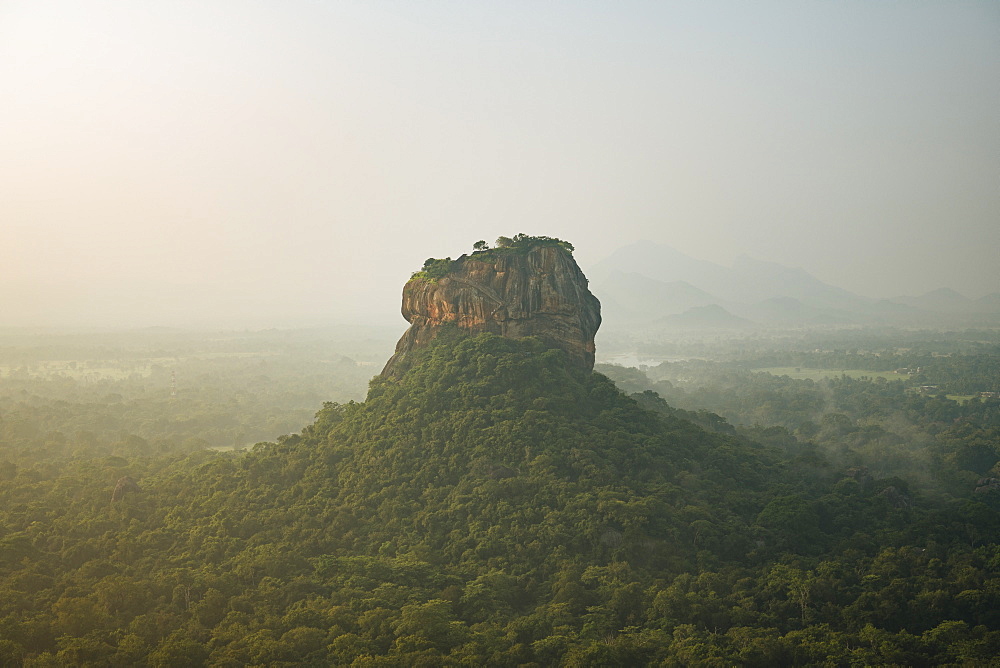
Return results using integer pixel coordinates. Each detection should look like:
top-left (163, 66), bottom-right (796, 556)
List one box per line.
top-left (382, 237), bottom-right (601, 377)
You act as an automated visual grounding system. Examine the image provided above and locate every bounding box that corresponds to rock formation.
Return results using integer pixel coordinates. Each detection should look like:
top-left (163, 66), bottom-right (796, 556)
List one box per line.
top-left (382, 239), bottom-right (601, 377)
top-left (111, 475), bottom-right (141, 502)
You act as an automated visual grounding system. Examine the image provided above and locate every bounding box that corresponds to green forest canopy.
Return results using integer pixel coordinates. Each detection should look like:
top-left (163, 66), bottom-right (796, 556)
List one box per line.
top-left (0, 331), bottom-right (997, 665)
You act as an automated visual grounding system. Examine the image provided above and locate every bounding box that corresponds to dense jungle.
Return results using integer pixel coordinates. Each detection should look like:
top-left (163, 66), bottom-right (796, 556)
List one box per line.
top-left (0, 320), bottom-right (998, 666)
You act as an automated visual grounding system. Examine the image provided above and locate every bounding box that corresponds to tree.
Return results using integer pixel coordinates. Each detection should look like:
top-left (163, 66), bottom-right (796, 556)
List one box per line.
top-left (473, 240), bottom-right (488, 251)
top-left (147, 637), bottom-right (209, 667)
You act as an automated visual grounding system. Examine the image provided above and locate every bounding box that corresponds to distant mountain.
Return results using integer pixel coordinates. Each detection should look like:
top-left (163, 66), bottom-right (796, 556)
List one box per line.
top-left (878, 289), bottom-right (1000, 324)
top-left (588, 241), bottom-right (729, 288)
top-left (591, 241), bottom-right (873, 325)
top-left (592, 241), bottom-right (999, 327)
top-left (890, 288), bottom-right (971, 312)
top-left (746, 297), bottom-right (856, 325)
top-left (975, 293), bottom-right (1000, 312)
top-left (657, 304), bottom-right (754, 329)
top-left (594, 271), bottom-right (723, 322)
top-left (726, 256), bottom-right (873, 312)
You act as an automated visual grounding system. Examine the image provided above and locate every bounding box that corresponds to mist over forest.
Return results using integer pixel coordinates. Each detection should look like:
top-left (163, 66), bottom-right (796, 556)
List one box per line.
top-left (1, 236), bottom-right (998, 665)
top-left (3, 2), bottom-right (999, 665)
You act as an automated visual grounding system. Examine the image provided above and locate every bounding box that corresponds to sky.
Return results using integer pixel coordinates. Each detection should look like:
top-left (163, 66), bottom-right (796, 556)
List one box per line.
top-left (2, 1), bottom-right (998, 327)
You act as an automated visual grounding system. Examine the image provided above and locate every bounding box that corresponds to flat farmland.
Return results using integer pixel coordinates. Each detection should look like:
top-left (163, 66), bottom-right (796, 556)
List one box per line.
top-left (756, 367), bottom-right (906, 381)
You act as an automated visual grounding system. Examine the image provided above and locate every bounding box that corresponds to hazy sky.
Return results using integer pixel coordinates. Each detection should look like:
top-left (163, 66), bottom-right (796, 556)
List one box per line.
top-left (3, 1), bottom-right (998, 327)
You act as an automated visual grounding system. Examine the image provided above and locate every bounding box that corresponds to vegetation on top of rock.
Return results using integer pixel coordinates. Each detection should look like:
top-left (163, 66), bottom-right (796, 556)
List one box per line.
top-left (492, 233), bottom-right (575, 253)
top-left (411, 256), bottom-right (454, 281)
top-left (409, 234), bottom-right (575, 281)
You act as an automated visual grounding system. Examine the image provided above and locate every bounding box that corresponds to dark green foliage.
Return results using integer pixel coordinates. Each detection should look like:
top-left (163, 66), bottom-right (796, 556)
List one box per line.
top-left (0, 332), bottom-right (997, 665)
top-left (410, 235), bottom-right (576, 281)
top-left (413, 256), bottom-right (454, 280)
top-left (473, 233), bottom-right (574, 264)
top-left (493, 232), bottom-right (574, 253)
top-left (599, 352), bottom-right (1000, 500)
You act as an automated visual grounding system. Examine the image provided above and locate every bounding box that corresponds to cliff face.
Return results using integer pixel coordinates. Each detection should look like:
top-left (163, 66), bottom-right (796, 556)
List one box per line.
top-left (382, 244), bottom-right (601, 377)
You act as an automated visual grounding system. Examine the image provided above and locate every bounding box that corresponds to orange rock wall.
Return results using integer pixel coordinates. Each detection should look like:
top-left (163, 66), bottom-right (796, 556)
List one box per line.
top-left (382, 245), bottom-right (601, 377)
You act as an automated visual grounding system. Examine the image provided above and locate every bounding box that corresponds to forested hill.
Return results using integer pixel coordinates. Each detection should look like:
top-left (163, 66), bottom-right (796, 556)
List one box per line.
top-left (1, 331), bottom-right (998, 665)
top-left (296, 332), bottom-right (760, 575)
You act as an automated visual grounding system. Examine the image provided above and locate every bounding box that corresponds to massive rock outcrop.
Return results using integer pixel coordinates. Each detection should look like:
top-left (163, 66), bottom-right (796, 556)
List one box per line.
top-left (382, 240), bottom-right (601, 377)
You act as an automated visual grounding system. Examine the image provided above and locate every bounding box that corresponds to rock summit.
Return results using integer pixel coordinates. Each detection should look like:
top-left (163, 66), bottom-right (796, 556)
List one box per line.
top-left (382, 236), bottom-right (601, 377)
